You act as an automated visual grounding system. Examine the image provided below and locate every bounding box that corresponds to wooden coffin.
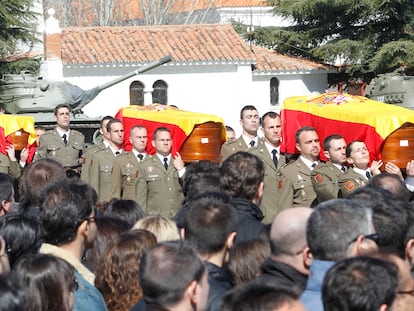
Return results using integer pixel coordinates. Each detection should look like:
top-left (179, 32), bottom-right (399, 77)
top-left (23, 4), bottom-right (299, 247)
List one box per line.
top-left (381, 122), bottom-right (414, 169)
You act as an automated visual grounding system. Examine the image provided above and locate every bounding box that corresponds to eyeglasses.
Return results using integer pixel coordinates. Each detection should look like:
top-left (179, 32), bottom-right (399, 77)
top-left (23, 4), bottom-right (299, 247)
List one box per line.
top-left (349, 233), bottom-right (380, 245)
top-left (398, 289), bottom-right (414, 296)
top-left (70, 278), bottom-right (79, 292)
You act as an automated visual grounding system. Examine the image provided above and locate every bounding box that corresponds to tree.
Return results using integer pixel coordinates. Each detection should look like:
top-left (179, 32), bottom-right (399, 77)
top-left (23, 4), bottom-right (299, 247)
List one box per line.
top-left (251, 0), bottom-right (414, 79)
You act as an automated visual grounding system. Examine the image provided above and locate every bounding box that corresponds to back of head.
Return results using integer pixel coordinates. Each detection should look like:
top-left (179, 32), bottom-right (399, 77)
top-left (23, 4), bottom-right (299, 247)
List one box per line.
top-left (307, 199), bottom-right (372, 261)
top-left (132, 215), bottom-right (180, 242)
top-left (140, 240), bottom-right (206, 308)
top-left (0, 274), bottom-right (26, 311)
top-left (0, 214), bottom-right (43, 268)
top-left (14, 253), bottom-right (76, 311)
top-left (19, 158), bottom-right (66, 211)
top-left (368, 173), bottom-right (409, 201)
top-left (104, 199), bottom-right (145, 228)
top-left (39, 179), bottom-right (94, 245)
top-left (322, 256), bottom-right (398, 311)
top-left (0, 173), bottom-right (14, 203)
top-left (220, 151), bottom-right (264, 200)
top-left (184, 191), bottom-right (238, 256)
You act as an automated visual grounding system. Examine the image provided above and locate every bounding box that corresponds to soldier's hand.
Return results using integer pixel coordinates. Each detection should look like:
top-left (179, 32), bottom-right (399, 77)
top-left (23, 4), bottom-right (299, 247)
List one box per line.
top-left (406, 160), bottom-right (414, 177)
top-left (20, 147), bottom-right (29, 164)
top-left (5, 145), bottom-right (16, 161)
top-left (173, 152), bottom-right (185, 171)
top-left (370, 160), bottom-right (383, 176)
top-left (384, 162), bottom-right (403, 179)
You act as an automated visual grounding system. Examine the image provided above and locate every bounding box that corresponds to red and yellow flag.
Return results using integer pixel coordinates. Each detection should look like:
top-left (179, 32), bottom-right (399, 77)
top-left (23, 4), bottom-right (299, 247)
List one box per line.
top-left (281, 93), bottom-right (414, 161)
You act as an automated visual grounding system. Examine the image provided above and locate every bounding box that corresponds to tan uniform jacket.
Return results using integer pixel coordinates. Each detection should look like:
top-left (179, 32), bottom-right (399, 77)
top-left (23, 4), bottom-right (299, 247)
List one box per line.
top-left (34, 129), bottom-right (84, 167)
top-left (136, 155), bottom-right (184, 218)
top-left (0, 153), bottom-right (21, 178)
top-left (338, 168), bottom-right (368, 198)
top-left (249, 141), bottom-right (286, 224)
top-left (277, 157), bottom-right (317, 210)
top-left (111, 152), bottom-right (146, 201)
top-left (311, 161), bottom-right (343, 203)
top-left (80, 142), bottom-right (106, 183)
top-left (220, 136), bottom-right (249, 162)
top-left (89, 147), bottom-right (116, 202)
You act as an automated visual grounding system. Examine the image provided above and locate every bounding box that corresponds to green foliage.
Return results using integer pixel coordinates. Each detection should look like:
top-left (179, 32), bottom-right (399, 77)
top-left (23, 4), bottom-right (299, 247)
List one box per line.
top-left (258, 0), bottom-right (414, 79)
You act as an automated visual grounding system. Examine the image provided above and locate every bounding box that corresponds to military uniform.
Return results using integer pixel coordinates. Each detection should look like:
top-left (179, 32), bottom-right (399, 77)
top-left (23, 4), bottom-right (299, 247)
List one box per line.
top-left (34, 129), bottom-right (84, 167)
top-left (220, 136), bottom-right (249, 162)
top-left (136, 155), bottom-right (184, 218)
top-left (311, 161), bottom-right (344, 203)
top-left (338, 168), bottom-right (368, 198)
top-left (89, 147), bottom-right (116, 202)
top-left (277, 157), bottom-right (317, 210)
top-left (0, 153), bottom-right (21, 178)
top-left (249, 140), bottom-right (286, 224)
top-left (111, 152), bottom-right (146, 201)
top-left (80, 142), bottom-right (106, 184)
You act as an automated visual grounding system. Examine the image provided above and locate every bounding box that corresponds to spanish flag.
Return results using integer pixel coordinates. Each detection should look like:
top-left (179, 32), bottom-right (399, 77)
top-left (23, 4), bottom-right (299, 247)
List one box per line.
top-left (281, 93), bottom-right (414, 161)
top-left (115, 105), bottom-right (226, 157)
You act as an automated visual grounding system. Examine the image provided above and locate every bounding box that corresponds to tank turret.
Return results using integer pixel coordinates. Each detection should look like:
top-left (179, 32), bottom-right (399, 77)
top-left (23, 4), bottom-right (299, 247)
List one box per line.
top-left (364, 68), bottom-right (414, 110)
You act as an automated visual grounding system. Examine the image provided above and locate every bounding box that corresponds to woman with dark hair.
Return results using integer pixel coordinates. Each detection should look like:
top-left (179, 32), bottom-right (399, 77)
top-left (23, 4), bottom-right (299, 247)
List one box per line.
top-left (95, 229), bottom-right (157, 311)
top-left (0, 214), bottom-right (43, 268)
top-left (14, 253), bottom-right (77, 311)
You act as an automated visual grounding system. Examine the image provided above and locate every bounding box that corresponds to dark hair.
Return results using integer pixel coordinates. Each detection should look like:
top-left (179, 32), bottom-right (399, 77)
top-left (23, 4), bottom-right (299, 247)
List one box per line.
top-left (54, 103), bottom-right (71, 115)
top-left (106, 119), bottom-right (123, 133)
top-left (322, 256), bottom-right (398, 311)
top-left (368, 172), bottom-right (410, 201)
top-left (295, 126), bottom-right (317, 144)
top-left (19, 158), bottom-right (67, 213)
top-left (39, 179), bottom-right (95, 245)
top-left (95, 229), bottom-right (157, 311)
top-left (240, 105), bottom-right (258, 119)
top-left (153, 127), bottom-right (170, 139)
top-left (104, 199), bottom-right (145, 229)
top-left (184, 191), bottom-right (238, 256)
top-left (100, 116), bottom-right (114, 128)
top-left (83, 215), bottom-right (130, 271)
top-left (0, 214), bottom-right (44, 268)
top-left (14, 254), bottom-right (76, 311)
top-left (345, 140), bottom-right (363, 158)
top-left (0, 173), bottom-right (14, 203)
top-left (0, 274), bottom-right (26, 311)
top-left (222, 283), bottom-right (300, 311)
top-left (140, 240), bottom-right (205, 307)
top-left (323, 134), bottom-right (344, 151)
top-left (225, 125), bottom-right (235, 132)
top-left (307, 199), bottom-right (372, 261)
top-left (220, 151), bottom-right (264, 200)
top-left (260, 111), bottom-right (280, 127)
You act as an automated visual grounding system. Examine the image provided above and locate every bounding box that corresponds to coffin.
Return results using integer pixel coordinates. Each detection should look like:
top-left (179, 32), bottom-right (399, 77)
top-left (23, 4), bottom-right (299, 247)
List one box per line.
top-left (380, 123), bottom-right (414, 169)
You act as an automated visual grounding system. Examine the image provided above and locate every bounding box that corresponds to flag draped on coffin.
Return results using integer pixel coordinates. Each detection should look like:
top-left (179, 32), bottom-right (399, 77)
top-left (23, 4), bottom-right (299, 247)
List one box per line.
top-left (115, 104), bottom-right (226, 155)
top-left (280, 93), bottom-right (414, 161)
top-left (0, 114), bottom-right (36, 160)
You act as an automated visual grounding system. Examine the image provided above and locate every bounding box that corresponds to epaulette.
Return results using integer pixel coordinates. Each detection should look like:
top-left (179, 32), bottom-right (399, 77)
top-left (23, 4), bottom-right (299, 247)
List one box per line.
top-left (70, 129), bottom-right (84, 137)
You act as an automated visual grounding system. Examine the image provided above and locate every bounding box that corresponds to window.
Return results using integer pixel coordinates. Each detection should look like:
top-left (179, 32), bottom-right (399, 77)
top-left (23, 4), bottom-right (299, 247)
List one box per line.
top-left (130, 81), bottom-right (145, 106)
top-left (270, 77), bottom-right (279, 106)
top-left (152, 80), bottom-right (168, 105)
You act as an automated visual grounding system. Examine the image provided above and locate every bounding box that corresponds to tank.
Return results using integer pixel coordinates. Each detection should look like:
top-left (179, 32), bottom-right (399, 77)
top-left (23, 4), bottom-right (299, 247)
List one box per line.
top-left (364, 67), bottom-right (414, 110)
top-left (0, 55), bottom-right (172, 143)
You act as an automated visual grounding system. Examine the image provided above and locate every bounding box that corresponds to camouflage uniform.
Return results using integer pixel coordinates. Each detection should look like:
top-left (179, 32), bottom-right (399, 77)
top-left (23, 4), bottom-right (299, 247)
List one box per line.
top-left (338, 168), bottom-right (368, 198)
top-left (311, 161), bottom-right (344, 203)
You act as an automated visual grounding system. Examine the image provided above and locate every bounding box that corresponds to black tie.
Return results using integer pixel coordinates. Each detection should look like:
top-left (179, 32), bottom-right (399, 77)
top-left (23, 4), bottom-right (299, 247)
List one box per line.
top-left (137, 154), bottom-right (144, 161)
top-left (115, 151), bottom-right (120, 156)
top-left (366, 171), bottom-right (371, 179)
top-left (272, 149), bottom-right (278, 168)
top-left (164, 157), bottom-right (169, 170)
top-left (341, 165), bottom-right (347, 172)
top-left (249, 140), bottom-right (255, 148)
top-left (311, 162), bottom-right (317, 169)
top-left (62, 134), bottom-right (67, 145)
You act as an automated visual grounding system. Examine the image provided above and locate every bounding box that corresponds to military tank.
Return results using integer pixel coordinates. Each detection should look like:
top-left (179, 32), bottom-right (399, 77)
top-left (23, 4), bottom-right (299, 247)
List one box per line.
top-left (364, 67), bottom-right (414, 110)
top-left (0, 55), bottom-right (172, 143)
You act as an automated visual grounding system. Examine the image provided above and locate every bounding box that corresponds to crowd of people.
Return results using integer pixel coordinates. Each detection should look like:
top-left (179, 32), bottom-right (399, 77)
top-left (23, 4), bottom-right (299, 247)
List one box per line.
top-left (0, 102), bottom-right (414, 310)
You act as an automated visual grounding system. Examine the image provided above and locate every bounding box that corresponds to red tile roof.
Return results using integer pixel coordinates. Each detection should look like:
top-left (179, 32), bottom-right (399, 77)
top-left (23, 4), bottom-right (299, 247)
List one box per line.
top-left (62, 24), bottom-right (256, 65)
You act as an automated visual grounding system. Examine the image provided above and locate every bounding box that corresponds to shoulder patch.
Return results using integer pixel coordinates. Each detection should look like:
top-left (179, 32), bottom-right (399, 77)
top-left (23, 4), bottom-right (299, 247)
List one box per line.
top-left (314, 173), bottom-right (323, 183)
top-left (344, 180), bottom-right (356, 192)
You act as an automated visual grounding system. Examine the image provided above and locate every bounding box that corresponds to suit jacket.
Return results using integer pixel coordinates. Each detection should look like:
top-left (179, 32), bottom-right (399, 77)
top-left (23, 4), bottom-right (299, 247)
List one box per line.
top-left (249, 141), bottom-right (286, 224)
top-left (136, 155), bottom-right (184, 218)
top-left (277, 157), bottom-right (317, 210)
top-left (220, 136), bottom-right (249, 162)
top-left (34, 128), bottom-right (84, 167)
top-left (89, 147), bottom-right (116, 202)
top-left (338, 168), bottom-right (368, 198)
top-left (0, 153), bottom-right (21, 178)
top-left (311, 161), bottom-right (344, 203)
top-left (111, 151), bottom-right (144, 201)
top-left (80, 142), bottom-right (106, 184)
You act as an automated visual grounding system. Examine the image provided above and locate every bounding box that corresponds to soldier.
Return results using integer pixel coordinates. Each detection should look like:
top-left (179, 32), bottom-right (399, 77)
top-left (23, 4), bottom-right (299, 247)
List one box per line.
top-left (0, 145), bottom-right (21, 178)
top-left (311, 134), bottom-right (347, 203)
top-left (278, 126), bottom-right (320, 209)
top-left (220, 105), bottom-right (260, 162)
top-left (136, 127), bottom-right (185, 218)
top-left (225, 125), bottom-right (236, 141)
top-left (34, 104), bottom-right (85, 170)
top-left (338, 140), bottom-right (382, 198)
top-left (111, 125), bottom-right (148, 200)
top-left (250, 111), bottom-right (286, 223)
top-left (81, 116), bottom-right (113, 183)
top-left (89, 119), bottom-right (124, 202)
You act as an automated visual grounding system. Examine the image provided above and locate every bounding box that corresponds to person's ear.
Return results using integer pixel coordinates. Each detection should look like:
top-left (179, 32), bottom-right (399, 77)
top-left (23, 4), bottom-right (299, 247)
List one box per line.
top-left (405, 239), bottom-right (414, 267)
top-left (296, 143), bottom-right (302, 153)
top-left (323, 150), bottom-right (330, 160)
top-left (78, 220), bottom-right (89, 238)
top-left (185, 280), bottom-right (198, 306)
top-left (347, 157), bottom-right (354, 165)
top-left (180, 228), bottom-right (185, 240)
top-left (225, 232), bottom-right (237, 250)
top-left (378, 304), bottom-right (389, 311)
top-left (151, 140), bottom-right (156, 148)
top-left (302, 246), bottom-right (313, 269)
